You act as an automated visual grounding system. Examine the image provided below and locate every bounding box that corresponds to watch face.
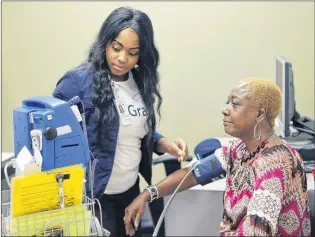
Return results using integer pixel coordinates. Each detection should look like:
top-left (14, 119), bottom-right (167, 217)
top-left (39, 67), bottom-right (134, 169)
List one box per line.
top-left (145, 185), bottom-right (158, 202)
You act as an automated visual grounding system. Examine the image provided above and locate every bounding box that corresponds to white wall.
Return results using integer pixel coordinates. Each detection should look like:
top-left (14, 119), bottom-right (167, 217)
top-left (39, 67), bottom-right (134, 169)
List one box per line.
top-left (2, 2), bottom-right (314, 185)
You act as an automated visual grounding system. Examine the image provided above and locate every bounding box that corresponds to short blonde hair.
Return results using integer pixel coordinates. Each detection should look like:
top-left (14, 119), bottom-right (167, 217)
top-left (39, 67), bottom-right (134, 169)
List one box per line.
top-left (238, 77), bottom-right (282, 127)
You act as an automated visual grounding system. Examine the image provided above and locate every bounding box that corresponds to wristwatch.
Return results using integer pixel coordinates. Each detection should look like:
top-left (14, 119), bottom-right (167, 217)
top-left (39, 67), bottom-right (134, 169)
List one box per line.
top-left (144, 185), bottom-right (159, 202)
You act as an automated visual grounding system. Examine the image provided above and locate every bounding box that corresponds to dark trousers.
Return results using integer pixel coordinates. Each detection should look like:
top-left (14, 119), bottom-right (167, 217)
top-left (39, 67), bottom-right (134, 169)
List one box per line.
top-left (95, 179), bottom-right (142, 237)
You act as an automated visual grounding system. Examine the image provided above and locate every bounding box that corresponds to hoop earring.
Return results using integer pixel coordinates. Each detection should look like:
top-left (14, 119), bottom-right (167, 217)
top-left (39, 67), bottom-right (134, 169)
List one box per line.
top-left (253, 122), bottom-right (261, 141)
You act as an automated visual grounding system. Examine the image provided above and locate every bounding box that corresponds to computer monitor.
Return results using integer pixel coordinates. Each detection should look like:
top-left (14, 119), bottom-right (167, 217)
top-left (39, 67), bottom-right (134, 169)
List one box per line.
top-left (275, 56), bottom-right (296, 138)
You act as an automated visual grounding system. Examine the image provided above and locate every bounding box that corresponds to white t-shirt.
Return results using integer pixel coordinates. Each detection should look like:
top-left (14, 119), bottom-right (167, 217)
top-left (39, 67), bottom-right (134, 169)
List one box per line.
top-left (104, 72), bottom-right (148, 194)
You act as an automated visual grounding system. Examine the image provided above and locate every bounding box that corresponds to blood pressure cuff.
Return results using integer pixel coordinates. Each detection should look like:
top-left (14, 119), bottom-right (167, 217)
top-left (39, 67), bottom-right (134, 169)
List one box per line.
top-left (194, 138), bottom-right (222, 158)
top-left (192, 148), bottom-right (226, 186)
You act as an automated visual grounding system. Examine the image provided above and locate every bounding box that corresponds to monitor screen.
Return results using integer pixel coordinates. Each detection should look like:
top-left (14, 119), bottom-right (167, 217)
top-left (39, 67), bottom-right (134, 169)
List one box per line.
top-left (275, 56), bottom-right (295, 138)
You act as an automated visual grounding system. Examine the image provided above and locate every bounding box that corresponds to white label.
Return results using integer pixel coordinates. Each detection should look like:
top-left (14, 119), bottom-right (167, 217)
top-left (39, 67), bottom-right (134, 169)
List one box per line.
top-left (56, 125), bottom-right (72, 136)
top-left (47, 114), bottom-right (52, 120)
top-left (71, 105), bottom-right (82, 122)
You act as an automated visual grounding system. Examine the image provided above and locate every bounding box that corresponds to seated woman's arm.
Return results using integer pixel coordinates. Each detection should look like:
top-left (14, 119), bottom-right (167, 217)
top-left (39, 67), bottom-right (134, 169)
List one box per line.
top-left (222, 155), bottom-right (286, 236)
top-left (124, 166), bottom-right (198, 236)
top-left (124, 149), bottom-right (228, 236)
top-left (223, 189), bottom-right (282, 237)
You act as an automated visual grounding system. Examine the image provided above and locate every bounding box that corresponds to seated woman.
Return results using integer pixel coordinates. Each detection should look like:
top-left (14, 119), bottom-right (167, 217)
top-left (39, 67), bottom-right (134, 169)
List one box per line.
top-left (123, 78), bottom-right (311, 236)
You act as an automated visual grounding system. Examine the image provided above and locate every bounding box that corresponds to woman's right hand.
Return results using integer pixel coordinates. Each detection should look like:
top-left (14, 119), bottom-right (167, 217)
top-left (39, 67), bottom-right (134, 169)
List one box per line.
top-left (124, 191), bottom-right (150, 236)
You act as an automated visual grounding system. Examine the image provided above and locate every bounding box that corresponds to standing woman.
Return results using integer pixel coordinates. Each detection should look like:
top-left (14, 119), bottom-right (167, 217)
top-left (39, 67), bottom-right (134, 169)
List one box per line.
top-left (53, 6), bottom-right (188, 237)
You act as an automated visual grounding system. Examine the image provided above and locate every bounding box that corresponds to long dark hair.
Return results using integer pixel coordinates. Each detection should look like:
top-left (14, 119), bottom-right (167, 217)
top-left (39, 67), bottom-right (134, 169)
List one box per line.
top-left (87, 6), bottom-right (162, 145)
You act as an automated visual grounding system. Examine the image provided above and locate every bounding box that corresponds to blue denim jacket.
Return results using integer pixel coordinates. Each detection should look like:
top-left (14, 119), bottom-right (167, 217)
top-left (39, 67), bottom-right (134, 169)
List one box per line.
top-left (53, 63), bottom-right (164, 198)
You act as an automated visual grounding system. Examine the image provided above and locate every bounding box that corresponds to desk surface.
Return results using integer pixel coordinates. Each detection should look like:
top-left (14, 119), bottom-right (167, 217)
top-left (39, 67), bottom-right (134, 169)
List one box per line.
top-left (191, 173), bottom-right (315, 192)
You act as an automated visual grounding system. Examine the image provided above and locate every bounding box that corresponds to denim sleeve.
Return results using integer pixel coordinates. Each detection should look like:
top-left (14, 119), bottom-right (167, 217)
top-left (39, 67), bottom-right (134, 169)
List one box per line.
top-left (52, 71), bottom-right (80, 101)
top-left (191, 149), bottom-right (226, 186)
top-left (153, 130), bottom-right (165, 155)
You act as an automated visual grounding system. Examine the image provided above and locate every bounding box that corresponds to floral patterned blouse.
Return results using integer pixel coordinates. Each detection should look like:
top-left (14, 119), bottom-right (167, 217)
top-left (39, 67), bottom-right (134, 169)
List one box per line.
top-left (219, 139), bottom-right (311, 236)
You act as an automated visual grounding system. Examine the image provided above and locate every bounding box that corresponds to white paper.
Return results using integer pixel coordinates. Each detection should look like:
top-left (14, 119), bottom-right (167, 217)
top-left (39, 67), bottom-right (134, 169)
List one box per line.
top-left (24, 163), bottom-right (41, 175)
top-left (15, 146), bottom-right (35, 177)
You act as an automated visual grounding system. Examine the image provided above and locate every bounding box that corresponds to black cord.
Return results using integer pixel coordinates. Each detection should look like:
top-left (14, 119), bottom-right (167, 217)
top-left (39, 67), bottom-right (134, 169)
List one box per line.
top-left (294, 127), bottom-right (315, 136)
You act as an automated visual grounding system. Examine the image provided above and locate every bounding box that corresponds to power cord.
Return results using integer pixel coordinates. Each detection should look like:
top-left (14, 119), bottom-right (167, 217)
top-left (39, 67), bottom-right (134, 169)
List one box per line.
top-left (75, 97), bottom-right (97, 200)
top-left (79, 99), bottom-right (89, 144)
top-left (4, 159), bottom-right (16, 189)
